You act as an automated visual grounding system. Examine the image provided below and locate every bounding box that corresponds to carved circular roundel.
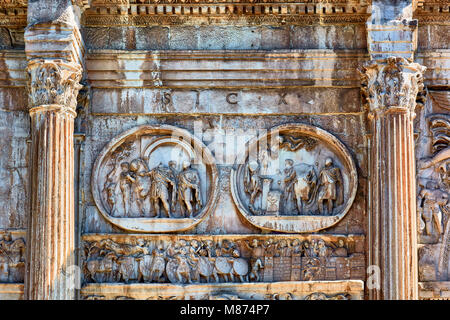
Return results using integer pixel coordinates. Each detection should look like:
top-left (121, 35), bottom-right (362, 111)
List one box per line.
top-left (230, 123), bottom-right (358, 233)
top-left (92, 125), bottom-right (219, 233)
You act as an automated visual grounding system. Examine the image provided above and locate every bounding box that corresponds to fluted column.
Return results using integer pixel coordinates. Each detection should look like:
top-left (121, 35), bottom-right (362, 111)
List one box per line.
top-left (361, 57), bottom-right (426, 300)
top-left (25, 59), bottom-right (82, 300)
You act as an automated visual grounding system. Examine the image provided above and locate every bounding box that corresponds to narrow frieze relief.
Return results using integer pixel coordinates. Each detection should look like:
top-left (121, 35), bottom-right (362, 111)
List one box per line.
top-left (83, 291), bottom-right (353, 300)
top-left (82, 234), bottom-right (365, 285)
top-left (27, 59), bottom-right (83, 112)
top-left (91, 125), bottom-right (219, 233)
top-left (230, 123), bottom-right (358, 233)
top-left (359, 57), bottom-right (426, 119)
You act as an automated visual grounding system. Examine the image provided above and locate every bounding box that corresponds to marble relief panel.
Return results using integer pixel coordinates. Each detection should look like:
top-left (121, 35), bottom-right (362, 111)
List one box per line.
top-left (91, 125), bottom-right (219, 233)
top-left (231, 123), bottom-right (358, 233)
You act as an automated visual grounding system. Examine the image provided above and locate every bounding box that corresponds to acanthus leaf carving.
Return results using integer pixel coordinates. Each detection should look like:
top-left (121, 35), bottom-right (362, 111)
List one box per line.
top-left (27, 59), bottom-right (83, 112)
top-left (359, 57), bottom-right (426, 119)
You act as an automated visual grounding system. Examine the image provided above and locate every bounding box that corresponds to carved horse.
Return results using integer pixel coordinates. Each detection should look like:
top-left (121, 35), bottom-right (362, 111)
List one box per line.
top-left (84, 252), bottom-right (118, 283)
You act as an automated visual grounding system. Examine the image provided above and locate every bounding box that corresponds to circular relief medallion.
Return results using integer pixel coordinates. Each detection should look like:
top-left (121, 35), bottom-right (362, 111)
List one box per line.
top-left (92, 125), bottom-right (219, 233)
top-left (230, 123), bottom-right (358, 233)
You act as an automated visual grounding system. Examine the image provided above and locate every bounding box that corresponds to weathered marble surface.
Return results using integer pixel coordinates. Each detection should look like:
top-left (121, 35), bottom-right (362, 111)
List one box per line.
top-left (0, 0), bottom-right (448, 300)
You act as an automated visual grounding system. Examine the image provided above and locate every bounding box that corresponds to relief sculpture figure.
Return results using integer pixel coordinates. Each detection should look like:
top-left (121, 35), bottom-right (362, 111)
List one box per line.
top-left (244, 160), bottom-right (262, 210)
top-left (243, 239), bottom-right (264, 282)
top-left (282, 159), bottom-right (298, 213)
top-left (417, 181), bottom-right (449, 237)
top-left (119, 162), bottom-right (133, 217)
top-left (177, 161), bottom-right (202, 218)
top-left (129, 159), bottom-right (149, 216)
top-left (151, 242), bottom-right (167, 282)
top-left (146, 163), bottom-right (177, 218)
top-left (280, 160), bottom-right (317, 215)
top-left (317, 158), bottom-right (343, 215)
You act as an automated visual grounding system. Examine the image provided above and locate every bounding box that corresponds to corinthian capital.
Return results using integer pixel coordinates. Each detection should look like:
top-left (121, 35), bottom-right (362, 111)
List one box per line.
top-left (27, 59), bottom-right (83, 112)
top-left (359, 57), bottom-right (426, 119)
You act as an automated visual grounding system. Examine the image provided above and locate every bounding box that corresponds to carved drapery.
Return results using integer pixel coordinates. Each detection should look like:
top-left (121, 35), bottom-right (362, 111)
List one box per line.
top-left (25, 59), bottom-right (82, 300)
top-left (360, 57), bottom-right (426, 300)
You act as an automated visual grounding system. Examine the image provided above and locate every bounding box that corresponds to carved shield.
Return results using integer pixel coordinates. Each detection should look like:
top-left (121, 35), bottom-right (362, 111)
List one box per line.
top-left (198, 256), bottom-right (214, 277)
top-left (215, 257), bottom-right (232, 274)
top-left (232, 258), bottom-right (249, 276)
top-left (165, 258), bottom-right (179, 284)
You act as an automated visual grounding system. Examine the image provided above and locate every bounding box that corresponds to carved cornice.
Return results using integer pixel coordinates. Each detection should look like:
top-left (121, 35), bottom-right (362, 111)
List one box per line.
top-left (0, 0), bottom-right (27, 27)
top-left (27, 59), bottom-right (83, 114)
top-left (359, 57), bottom-right (426, 119)
top-left (415, 1), bottom-right (450, 25)
top-left (83, 0), bottom-right (370, 26)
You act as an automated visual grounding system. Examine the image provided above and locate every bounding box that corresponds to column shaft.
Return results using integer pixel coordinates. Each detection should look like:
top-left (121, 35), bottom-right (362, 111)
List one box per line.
top-left (369, 110), bottom-right (418, 299)
top-left (361, 57), bottom-right (425, 300)
top-left (26, 107), bottom-right (76, 300)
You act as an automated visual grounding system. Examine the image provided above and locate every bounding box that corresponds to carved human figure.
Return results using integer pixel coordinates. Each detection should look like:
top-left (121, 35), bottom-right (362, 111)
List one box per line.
top-left (438, 162), bottom-right (450, 189)
top-left (0, 234), bottom-right (12, 282)
top-left (316, 240), bottom-right (332, 257)
top-left (302, 240), bottom-right (314, 257)
top-left (203, 240), bottom-right (216, 258)
top-left (7, 236), bottom-right (25, 282)
top-left (177, 161), bottom-right (202, 217)
top-left (187, 240), bottom-right (201, 282)
top-left (175, 247), bottom-right (192, 284)
top-left (129, 159), bottom-right (149, 216)
top-left (291, 239), bottom-right (302, 254)
top-left (263, 238), bottom-right (276, 256)
top-left (230, 249), bottom-right (249, 282)
top-left (151, 242), bottom-right (167, 282)
top-left (105, 183), bottom-right (117, 216)
top-left (417, 181), bottom-right (449, 237)
top-left (302, 258), bottom-right (321, 281)
top-left (119, 162), bottom-right (133, 217)
top-left (243, 239), bottom-right (264, 282)
top-left (259, 150), bottom-right (270, 176)
top-left (220, 239), bottom-right (235, 257)
top-left (282, 159), bottom-right (298, 214)
top-left (317, 158), bottom-right (343, 215)
top-left (147, 163), bottom-right (177, 218)
top-left (275, 239), bottom-right (292, 257)
top-left (0, 234), bottom-right (26, 282)
top-left (244, 160), bottom-right (262, 208)
top-left (196, 248), bottom-right (214, 283)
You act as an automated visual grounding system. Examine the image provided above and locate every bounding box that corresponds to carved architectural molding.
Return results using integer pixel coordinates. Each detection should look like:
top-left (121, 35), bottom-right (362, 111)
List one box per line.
top-left (230, 123), bottom-right (358, 233)
top-left (360, 57), bottom-right (426, 119)
top-left (83, 0), bottom-right (370, 26)
top-left (80, 279), bottom-right (364, 300)
top-left (91, 125), bottom-right (219, 233)
top-left (26, 59), bottom-right (83, 114)
top-left (0, 0), bottom-right (27, 27)
top-left (414, 0), bottom-right (450, 25)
